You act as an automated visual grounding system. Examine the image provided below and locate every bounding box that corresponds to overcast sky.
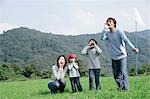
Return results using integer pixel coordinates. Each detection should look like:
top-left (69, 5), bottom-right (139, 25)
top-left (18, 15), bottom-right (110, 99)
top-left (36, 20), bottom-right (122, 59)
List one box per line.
top-left (0, 0), bottom-right (150, 35)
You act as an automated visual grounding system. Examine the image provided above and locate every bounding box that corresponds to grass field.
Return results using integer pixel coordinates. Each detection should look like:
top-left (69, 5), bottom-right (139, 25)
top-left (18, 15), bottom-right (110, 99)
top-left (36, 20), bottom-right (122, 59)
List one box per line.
top-left (0, 76), bottom-right (150, 99)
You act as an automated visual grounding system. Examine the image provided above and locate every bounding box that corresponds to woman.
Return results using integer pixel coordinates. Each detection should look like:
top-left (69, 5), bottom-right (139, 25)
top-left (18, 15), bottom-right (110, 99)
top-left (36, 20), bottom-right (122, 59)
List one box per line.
top-left (48, 55), bottom-right (68, 94)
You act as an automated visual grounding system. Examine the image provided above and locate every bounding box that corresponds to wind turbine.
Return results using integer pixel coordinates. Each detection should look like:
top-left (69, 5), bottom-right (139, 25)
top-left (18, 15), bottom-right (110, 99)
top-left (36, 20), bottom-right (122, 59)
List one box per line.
top-left (134, 8), bottom-right (146, 90)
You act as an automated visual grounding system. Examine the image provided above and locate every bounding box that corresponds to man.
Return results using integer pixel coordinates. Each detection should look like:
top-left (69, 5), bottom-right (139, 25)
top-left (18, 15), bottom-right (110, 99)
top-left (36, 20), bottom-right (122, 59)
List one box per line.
top-left (101, 17), bottom-right (139, 90)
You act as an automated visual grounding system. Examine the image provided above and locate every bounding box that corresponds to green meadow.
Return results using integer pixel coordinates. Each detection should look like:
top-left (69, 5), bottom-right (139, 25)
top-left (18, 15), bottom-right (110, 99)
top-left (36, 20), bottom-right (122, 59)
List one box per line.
top-left (0, 76), bottom-right (150, 99)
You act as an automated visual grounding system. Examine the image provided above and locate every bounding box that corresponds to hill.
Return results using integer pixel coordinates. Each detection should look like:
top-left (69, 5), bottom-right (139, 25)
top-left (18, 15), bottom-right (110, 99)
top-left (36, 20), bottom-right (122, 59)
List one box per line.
top-left (0, 27), bottom-right (149, 75)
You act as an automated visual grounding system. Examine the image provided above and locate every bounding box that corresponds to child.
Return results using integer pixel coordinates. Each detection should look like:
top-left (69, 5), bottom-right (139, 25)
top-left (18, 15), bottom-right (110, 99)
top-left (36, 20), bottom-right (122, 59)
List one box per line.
top-left (81, 39), bottom-right (102, 91)
top-left (67, 54), bottom-right (83, 93)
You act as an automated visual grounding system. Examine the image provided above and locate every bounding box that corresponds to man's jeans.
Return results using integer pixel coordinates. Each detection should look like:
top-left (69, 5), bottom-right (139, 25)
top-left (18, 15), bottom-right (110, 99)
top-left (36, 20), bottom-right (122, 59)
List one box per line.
top-left (112, 57), bottom-right (130, 90)
top-left (89, 69), bottom-right (101, 90)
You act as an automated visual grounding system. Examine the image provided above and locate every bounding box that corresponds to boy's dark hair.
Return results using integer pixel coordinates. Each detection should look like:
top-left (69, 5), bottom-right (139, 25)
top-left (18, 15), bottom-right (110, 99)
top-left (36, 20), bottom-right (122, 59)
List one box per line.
top-left (107, 17), bottom-right (117, 28)
top-left (56, 55), bottom-right (67, 69)
top-left (88, 39), bottom-right (97, 45)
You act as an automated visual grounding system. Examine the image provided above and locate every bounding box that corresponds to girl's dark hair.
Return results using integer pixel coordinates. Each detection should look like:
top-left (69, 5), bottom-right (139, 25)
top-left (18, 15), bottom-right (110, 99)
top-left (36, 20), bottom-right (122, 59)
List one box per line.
top-left (88, 39), bottom-right (97, 45)
top-left (57, 55), bottom-right (67, 69)
top-left (107, 17), bottom-right (117, 28)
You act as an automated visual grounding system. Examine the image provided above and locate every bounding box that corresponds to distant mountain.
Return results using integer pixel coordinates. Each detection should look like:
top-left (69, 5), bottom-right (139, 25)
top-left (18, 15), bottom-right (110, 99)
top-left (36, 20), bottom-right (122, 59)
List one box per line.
top-left (0, 27), bottom-right (149, 72)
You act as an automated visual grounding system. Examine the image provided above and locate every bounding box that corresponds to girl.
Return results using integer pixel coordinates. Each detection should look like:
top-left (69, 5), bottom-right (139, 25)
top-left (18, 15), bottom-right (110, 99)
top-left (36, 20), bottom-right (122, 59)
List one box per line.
top-left (48, 55), bottom-right (68, 94)
top-left (67, 54), bottom-right (83, 93)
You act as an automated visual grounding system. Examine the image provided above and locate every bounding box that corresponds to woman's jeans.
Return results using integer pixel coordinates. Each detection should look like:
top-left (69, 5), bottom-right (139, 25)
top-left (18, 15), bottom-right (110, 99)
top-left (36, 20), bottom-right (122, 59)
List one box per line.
top-left (48, 79), bottom-right (66, 93)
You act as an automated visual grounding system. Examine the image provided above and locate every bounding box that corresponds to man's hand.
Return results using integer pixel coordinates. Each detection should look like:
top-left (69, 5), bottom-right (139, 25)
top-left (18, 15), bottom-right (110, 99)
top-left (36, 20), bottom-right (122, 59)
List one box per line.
top-left (132, 48), bottom-right (139, 53)
top-left (105, 23), bottom-right (110, 29)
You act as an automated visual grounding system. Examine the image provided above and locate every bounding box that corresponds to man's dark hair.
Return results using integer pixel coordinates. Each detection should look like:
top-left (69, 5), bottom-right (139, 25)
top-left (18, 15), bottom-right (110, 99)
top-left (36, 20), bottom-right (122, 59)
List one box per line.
top-left (107, 17), bottom-right (117, 28)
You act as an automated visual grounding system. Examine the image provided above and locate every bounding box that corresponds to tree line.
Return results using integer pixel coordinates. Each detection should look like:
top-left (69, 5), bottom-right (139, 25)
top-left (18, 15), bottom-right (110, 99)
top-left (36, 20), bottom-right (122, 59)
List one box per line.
top-left (0, 63), bottom-right (150, 81)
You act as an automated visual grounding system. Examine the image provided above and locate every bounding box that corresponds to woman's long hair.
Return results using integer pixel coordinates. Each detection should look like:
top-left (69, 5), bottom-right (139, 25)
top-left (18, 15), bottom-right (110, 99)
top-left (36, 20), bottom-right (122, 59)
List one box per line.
top-left (56, 55), bottom-right (67, 69)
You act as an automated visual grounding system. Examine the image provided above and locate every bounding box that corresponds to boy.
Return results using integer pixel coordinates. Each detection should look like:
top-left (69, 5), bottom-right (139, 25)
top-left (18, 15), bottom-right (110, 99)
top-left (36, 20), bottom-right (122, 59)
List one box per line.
top-left (81, 39), bottom-right (102, 91)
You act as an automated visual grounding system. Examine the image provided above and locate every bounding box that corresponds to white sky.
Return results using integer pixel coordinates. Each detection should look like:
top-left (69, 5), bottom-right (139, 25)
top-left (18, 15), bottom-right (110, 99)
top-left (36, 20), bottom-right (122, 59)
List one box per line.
top-left (0, 0), bottom-right (150, 35)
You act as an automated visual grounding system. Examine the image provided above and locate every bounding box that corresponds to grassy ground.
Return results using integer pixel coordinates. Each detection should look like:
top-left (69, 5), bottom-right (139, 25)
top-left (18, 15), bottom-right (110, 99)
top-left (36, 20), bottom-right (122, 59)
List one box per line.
top-left (0, 76), bottom-right (150, 99)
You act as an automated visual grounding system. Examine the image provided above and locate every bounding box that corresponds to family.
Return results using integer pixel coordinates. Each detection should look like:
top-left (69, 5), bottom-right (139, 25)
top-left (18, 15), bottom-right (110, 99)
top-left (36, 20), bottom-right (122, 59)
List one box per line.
top-left (48, 17), bottom-right (139, 94)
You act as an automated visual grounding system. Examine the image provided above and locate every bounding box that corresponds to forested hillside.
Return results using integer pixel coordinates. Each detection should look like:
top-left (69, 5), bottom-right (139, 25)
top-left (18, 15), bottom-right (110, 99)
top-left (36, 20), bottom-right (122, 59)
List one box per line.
top-left (0, 27), bottom-right (149, 79)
